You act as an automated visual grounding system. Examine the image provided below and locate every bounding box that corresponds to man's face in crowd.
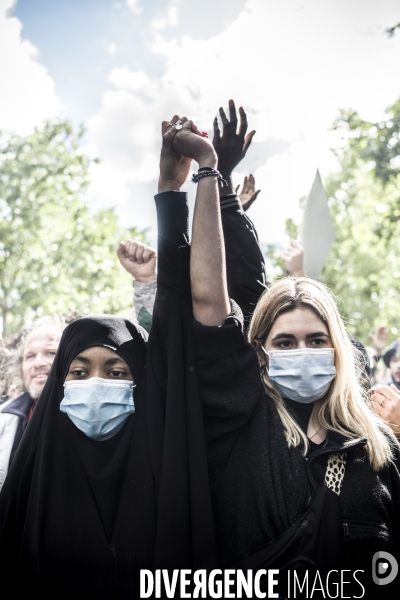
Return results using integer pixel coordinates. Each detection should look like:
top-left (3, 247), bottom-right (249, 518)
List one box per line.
top-left (22, 327), bottom-right (59, 401)
top-left (389, 350), bottom-right (400, 383)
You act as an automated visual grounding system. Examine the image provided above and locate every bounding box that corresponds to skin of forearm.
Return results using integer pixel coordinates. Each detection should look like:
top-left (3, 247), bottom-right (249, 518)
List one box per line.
top-left (158, 178), bottom-right (182, 194)
top-left (191, 154), bottom-right (230, 326)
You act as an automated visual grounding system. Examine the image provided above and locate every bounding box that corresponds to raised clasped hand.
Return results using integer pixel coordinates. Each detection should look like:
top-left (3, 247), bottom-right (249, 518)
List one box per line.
top-left (158, 114), bottom-right (193, 194)
top-left (169, 117), bottom-right (217, 167)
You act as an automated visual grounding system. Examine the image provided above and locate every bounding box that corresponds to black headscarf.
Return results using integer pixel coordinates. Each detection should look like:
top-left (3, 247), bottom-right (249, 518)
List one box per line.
top-left (0, 314), bottom-right (157, 599)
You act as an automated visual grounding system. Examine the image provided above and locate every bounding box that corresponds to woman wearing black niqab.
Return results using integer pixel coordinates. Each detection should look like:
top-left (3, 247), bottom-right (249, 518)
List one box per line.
top-left (0, 314), bottom-right (156, 599)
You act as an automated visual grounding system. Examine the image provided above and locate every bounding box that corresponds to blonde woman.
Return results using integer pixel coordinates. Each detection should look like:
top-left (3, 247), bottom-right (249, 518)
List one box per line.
top-left (167, 118), bottom-right (400, 596)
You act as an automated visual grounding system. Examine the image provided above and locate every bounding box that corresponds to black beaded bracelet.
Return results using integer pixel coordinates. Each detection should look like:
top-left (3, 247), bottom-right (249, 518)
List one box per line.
top-left (191, 168), bottom-right (227, 187)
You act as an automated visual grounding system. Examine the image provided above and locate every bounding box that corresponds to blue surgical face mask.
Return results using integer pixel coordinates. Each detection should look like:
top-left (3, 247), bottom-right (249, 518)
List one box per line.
top-left (264, 348), bottom-right (336, 404)
top-left (60, 377), bottom-right (135, 440)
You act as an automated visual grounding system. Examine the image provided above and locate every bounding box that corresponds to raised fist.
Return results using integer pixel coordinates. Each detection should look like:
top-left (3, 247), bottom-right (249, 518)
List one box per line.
top-left (117, 240), bottom-right (157, 283)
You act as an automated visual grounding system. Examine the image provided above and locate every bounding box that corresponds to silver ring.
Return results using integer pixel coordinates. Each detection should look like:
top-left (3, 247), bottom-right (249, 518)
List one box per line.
top-left (175, 119), bottom-right (183, 130)
top-left (167, 122), bottom-right (175, 128)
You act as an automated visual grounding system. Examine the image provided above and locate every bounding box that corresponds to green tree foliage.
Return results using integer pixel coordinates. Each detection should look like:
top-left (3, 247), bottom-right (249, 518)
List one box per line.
top-left (0, 121), bottom-right (146, 336)
top-left (264, 98), bottom-right (400, 345)
top-left (322, 100), bottom-right (400, 343)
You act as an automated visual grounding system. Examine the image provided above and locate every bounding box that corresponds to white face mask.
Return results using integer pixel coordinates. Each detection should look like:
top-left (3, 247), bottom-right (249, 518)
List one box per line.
top-left (60, 377), bottom-right (135, 440)
top-left (264, 348), bottom-right (336, 403)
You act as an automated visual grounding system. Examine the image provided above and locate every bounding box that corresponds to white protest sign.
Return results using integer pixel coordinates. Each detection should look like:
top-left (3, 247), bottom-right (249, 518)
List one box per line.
top-left (298, 170), bottom-right (335, 280)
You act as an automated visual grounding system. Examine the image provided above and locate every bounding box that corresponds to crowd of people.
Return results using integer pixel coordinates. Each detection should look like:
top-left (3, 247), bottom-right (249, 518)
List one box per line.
top-left (0, 100), bottom-right (399, 598)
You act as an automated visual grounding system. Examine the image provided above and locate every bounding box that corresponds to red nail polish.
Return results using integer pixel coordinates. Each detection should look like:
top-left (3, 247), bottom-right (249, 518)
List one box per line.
top-left (201, 131), bottom-right (209, 138)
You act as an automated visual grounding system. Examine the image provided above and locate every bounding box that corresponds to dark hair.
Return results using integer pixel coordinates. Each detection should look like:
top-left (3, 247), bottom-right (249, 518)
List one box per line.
top-left (383, 340), bottom-right (400, 368)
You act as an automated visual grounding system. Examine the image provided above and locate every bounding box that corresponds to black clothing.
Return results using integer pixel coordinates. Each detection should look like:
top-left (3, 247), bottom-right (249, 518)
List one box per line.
top-left (155, 189), bottom-right (400, 596)
top-left (147, 192), bottom-right (219, 570)
top-left (136, 192), bottom-right (266, 335)
top-left (233, 483), bottom-right (343, 597)
top-left (307, 437), bottom-right (326, 454)
top-left (220, 194), bottom-right (267, 328)
top-left (194, 311), bottom-right (400, 595)
top-left (147, 191), bottom-right (265, 571)
top-left (0, 314), bottom-right (157, 599)
top-left (1, 391), bottom-right (34, 465)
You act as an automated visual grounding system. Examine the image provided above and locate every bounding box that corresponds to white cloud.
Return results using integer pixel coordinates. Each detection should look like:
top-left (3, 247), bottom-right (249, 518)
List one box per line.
top-left (3, 0), bottom-right (15, 15)
top-left (86, 0), bottom-right (400, 245)
top-left (106, 42), bottom-right (117, 56)
top-left (150, 4), bottom-right (179, 31)
top-left (0, 0), bottom-right (62, 135)
top-left (84, 75), bottom-right (198, 242)
top-left (125, 0), bottom-right (142, 16)
top-left (108, 67), bottom-right (151, 91)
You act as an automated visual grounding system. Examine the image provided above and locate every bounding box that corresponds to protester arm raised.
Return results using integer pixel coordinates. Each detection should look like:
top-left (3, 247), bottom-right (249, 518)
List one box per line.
top-left (171, 119), bottom-right (230, 326)
top-left (213, 99), bottom-right (256, 197)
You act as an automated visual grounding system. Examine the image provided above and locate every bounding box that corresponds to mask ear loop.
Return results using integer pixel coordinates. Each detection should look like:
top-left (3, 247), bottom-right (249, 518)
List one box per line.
top-left (258, 343), bottom-right (270, 374)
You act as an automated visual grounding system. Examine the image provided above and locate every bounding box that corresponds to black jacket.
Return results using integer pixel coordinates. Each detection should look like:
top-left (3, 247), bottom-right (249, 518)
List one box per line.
top-left (193, 306), bottom-right (400, 595)
top-left (219, 194), bottom-right (266, 328)
top-left (154, 189), bottom-right (400, 596)
top-left (0, 391), bottom-right (34, 466)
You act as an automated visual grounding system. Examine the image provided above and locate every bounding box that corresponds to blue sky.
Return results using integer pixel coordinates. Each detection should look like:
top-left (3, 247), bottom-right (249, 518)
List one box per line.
top-left (1, 0), bottom-right (400, 246)
top-left (11, 0), bottom-right (247, 125)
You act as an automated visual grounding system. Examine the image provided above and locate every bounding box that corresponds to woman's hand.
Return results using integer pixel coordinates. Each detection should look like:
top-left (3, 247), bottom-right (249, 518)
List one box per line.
top-left (158, 115), bottom-right (193, 193)
top-left (171, 118), bottom-right (217, 168)
top-left (117, 240), bottom-right (157, 283)
top-left (369, 384), bottom-right (400, 438)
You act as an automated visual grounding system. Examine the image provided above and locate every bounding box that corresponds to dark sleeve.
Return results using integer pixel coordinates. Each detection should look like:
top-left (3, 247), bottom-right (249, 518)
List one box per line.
top-left (390, 445), bottom-right (400, 555)
top-left (155, 191), bottom-right (189, 247)
top-left (220, 194), bottom-right (267, 330)
top-left (8, 418), bottom-right (26, 467)
top-left (153, 191), bottom-right (191, 297)
top-left (147, 190), bottom-right (219, 569)
top-left (153, 191), bottom-right (264, 441)
top-left (193, 298), bottom-right (264, 442)
top-left (132, 189), bottom-right (188, 334)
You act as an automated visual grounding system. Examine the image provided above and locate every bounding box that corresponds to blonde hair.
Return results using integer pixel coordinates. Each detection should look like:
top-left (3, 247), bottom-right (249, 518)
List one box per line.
top-left (248, 277), bottom-right (396, 471)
